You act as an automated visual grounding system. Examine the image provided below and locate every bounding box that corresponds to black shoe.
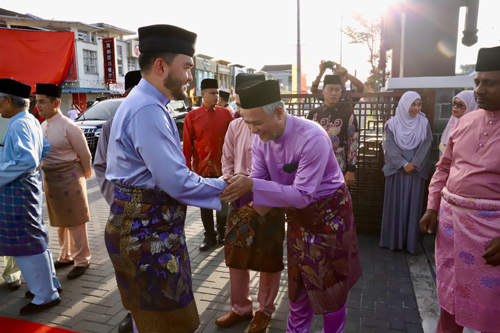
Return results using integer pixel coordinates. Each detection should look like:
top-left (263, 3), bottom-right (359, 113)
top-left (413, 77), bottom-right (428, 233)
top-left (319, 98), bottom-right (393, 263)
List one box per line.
top-left (217, 232), bottom-right (225, 245)
top-left (20, 298), bottom-right (61, 316)
top-left (118, 313), bottom-right (133, 333)
top-left (7, 280), bottom-right (21, 290)
top-left (199, 236), bottom-right (216, 251)
top-left (25, 287), bottom-right (63, 299)
top-left (54, 260), bottom-right (74, 269)
top-left (67, 264), bottom-right (89, 279)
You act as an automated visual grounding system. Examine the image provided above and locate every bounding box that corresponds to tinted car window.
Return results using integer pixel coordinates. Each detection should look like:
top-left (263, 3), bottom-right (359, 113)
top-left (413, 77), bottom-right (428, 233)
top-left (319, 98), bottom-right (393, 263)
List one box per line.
top-left (76, 99), bottom-right (122, 121)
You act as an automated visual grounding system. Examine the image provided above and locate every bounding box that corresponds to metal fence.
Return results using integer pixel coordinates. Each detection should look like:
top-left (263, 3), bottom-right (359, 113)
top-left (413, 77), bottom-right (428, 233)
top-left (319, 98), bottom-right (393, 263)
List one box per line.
top-left (281, 92), bottom-right (435, 233)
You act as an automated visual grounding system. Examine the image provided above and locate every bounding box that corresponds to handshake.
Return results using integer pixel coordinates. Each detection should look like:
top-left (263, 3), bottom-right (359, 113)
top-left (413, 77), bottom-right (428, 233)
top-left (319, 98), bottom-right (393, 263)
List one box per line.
top-left (218, 174), bottom-right (254, 203)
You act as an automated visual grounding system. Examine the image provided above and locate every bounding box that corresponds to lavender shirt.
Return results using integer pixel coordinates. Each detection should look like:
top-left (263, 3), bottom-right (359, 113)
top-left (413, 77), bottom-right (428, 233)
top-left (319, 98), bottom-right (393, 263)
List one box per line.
top-left (251, 114), bottom-right (345, 209)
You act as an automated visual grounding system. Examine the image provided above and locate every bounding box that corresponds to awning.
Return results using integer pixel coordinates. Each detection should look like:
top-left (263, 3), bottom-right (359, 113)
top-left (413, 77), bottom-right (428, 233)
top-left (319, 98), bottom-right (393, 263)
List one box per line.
top-left (0, 28), bottom-right (75, 93)
top-left (62, 88), bottom-right (120, 94)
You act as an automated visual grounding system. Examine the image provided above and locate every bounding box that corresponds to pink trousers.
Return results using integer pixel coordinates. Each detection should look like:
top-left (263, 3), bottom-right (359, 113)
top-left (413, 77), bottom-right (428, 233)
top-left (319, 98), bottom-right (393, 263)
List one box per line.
top-left (57, 224), bottom-right (91, 267)
top-left (287, 289), bottom-right (346, 333)
top-left (436, 308), bottom-right (499, 333)
top-left (229, 268), bottom-right (281, 316)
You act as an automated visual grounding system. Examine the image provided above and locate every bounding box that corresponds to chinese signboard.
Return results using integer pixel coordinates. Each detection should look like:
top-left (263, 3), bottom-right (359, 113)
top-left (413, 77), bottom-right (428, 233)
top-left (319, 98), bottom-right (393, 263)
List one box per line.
top-left (103, 38), bottom-right (116, 84)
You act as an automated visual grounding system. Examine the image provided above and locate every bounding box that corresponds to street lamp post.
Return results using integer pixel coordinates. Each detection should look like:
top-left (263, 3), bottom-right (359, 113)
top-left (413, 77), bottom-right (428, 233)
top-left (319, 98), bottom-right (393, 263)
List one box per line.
top-left (297, 0), bottom-right (301, 94)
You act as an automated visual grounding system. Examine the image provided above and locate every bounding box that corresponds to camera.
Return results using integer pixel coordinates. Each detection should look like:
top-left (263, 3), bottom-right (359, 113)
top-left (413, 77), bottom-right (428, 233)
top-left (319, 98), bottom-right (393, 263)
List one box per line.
top-left (324, 61), bottom-right (335, 70)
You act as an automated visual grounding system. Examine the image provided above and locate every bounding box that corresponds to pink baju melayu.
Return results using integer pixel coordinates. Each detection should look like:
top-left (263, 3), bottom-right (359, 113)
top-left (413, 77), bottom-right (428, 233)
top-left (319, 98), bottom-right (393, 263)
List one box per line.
top-left (428, 109), bottom-right (500, 332)
top-left (221, 117), bottom-right (283, 317)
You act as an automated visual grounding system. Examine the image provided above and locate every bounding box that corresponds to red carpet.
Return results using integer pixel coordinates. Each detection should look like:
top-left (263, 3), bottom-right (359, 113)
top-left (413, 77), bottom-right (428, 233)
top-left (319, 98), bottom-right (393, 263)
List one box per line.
top-left (0, 317), bottom-right (78, 333)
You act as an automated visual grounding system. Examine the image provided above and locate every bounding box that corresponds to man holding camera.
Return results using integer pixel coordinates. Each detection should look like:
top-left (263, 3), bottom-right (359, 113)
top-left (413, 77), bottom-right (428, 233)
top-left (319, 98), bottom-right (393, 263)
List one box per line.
top-left (308, 61), bottom-right (363, 185)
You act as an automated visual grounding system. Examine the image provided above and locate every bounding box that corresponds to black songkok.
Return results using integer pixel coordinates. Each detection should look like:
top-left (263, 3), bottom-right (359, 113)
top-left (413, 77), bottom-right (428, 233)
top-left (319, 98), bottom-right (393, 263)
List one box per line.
top-left (201, 79), bottom-right (218, 90)
top-left (475, 46), bottom-right (500, 72)
top-left (35, 83), bottom-right (62, 98)
top-left (238, 80), bottom-right (281, 109)
top-left (219, 90), bottom-right (230, 100)
top-left (323, 75), bottom-right (342, 86)
top-left (125, 70), bottom-right (142, 91)
top-left (0, 78), bottom-right (31, 98)
top-left (138, 24), bottom-right (197, 57)
top-left (235, 73), bottom-right (266, 93)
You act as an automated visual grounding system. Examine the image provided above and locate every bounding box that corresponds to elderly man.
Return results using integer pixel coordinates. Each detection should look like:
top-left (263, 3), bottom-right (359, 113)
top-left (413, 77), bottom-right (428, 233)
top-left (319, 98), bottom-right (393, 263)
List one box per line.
top-left (36, 83), bottom-right (92, 280)
top-left (0, 79), bottom-right (61, 315)
top-left (221, 80), bottom-right (362, 332)
top-left (420, 46), bottom-right (500, 333)
top-left (183, 78), bottom-right (233, 251)
top-left (215, 74), bottom-right (285, 333)
top-left (105, 25), bottom-right (227, 333)
top-left (308, 74), bottom-right (360, 186)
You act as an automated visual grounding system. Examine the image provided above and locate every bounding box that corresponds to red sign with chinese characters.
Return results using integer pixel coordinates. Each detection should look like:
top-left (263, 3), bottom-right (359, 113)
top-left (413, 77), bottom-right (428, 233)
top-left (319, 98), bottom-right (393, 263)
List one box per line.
top-left (103, 38), bottom-right (117, 84)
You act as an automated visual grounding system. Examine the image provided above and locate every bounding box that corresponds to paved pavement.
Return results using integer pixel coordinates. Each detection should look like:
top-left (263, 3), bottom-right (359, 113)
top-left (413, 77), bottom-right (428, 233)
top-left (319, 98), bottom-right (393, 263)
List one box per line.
top-left (0, 173), bottom-right (426, 333)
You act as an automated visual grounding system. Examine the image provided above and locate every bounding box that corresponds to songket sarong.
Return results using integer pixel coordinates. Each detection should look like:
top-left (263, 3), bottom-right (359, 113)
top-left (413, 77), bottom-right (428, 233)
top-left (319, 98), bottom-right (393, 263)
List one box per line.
top-left (225, 204), bottom-right (285, 273)
top-left (42, 161), bottom-right (90, 227)
top-left (436, 187), bottom-right (500, 332)
top-left (105, 184), bottom-right (199, 333)
top-left (0, 171), bottom-right (49, 256)
top-left (286, 183), bottom-right (362, 314)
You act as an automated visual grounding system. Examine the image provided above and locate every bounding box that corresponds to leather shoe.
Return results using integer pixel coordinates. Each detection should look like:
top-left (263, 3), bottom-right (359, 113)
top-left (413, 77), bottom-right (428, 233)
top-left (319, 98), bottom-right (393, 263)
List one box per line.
top-left (118, 312), bottom-right (133, 333)
top-left (248, 311), bottom-right (271, 333)
top-left (199, 236), bottom-right (216, 252)
top-left (54, 260), bottom-right (74, 269)
top-left (26, 287), bottom-right (63, 299)
top-left (67, 264), bottom-right (89, 279)
top-left (7, 280), bottom-right (21, 290)
top-left (217, 232), bottom-right (225, 245)
top-left (215, 310), bottom-right (253, 328)
top-left (20, 298), bottom-right (61, 316)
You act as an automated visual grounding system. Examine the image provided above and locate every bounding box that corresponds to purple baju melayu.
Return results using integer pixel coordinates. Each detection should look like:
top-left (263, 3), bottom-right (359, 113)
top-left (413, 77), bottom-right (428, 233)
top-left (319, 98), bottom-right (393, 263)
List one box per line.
top-left (250, 114), bottom-right (362, 332)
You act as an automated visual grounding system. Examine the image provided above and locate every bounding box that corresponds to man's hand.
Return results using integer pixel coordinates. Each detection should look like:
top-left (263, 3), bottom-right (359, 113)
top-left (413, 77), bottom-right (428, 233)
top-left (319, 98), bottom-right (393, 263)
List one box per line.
top-left (219, 175), bottom-right (253, 203)
top-left (404, 163), bottom-right (417, 175)
top-left (419, 209), bottom-right (438, 234)
top-left (345, 171), bottom-right (355, 186)
top-left (319, 60), bottom-right (326, 74)
top-left (333, 63), bottom-right (348, 76)
top-left (238, 202), bottom-right (258, 219)
top-left (483, 238), bottom-right (500, 267)
top-left (219, 174), bottom-right (234, 183)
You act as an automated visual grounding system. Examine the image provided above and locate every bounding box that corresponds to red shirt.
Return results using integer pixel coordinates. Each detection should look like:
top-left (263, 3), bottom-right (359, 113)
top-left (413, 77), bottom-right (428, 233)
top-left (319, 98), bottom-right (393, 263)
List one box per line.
top-left (183, 104), bottom-right (233, 177)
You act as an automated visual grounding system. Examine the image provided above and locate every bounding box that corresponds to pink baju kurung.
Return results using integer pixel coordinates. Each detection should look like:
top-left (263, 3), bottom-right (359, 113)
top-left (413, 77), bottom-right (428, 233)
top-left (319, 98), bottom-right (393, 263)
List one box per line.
top-left (427, 109), bottom-right (500, 332)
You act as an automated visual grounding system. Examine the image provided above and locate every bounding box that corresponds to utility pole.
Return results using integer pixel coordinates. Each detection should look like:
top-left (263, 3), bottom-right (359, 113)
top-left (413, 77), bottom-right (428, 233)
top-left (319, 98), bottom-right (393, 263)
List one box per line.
top-left (297, 0), bottom-right (301, 94)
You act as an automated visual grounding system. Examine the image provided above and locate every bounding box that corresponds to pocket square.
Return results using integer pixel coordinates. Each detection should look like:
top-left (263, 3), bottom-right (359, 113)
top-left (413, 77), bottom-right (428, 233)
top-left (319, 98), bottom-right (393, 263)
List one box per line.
top-left (283, 163), bottom-right (298, 173)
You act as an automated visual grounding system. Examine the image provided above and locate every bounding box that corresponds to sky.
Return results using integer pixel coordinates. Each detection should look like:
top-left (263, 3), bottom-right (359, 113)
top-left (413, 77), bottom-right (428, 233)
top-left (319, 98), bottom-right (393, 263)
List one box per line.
top-left (5, 0), bottom-right (499, 84)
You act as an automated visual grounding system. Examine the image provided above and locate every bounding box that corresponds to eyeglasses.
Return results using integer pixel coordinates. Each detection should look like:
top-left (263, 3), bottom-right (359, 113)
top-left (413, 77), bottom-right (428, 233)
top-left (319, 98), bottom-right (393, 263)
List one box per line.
top-left (452, 101), bottom-right (466, 108)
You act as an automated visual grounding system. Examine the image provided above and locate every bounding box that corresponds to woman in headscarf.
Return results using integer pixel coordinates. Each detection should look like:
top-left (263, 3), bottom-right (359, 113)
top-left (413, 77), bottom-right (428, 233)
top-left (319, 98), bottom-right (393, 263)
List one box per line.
top-left (380, 91), bottom-right (433, 254)
top-left (438, 90), bottom-right (478, 159)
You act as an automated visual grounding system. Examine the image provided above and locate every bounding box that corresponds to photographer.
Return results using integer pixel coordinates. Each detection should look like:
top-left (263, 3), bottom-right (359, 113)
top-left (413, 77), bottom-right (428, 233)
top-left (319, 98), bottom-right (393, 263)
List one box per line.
top-left (311, 60), bottom-right (365, 94)
top-left (307, 63), bottom-right (362, 185)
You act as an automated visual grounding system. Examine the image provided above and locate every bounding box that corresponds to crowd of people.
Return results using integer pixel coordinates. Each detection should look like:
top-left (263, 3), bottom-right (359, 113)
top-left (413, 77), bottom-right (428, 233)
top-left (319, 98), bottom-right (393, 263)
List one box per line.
top-left (0, 22), bottom-right (499, 333)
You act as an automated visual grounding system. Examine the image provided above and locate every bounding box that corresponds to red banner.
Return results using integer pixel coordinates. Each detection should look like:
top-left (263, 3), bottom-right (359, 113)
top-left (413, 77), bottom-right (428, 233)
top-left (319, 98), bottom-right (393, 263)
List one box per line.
top-left (64, 54), bottom-right (78, 82)
top-left (103, 38), bottom-right (117, 84)
top-left (0, 29), bottom-right (75, 93)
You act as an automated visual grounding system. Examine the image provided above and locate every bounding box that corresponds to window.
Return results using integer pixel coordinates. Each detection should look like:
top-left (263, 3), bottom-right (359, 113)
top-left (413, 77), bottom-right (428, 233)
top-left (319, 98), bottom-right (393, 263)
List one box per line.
top-left (117, 45), bottom-right (123, 75)
top-left (83, 49), bottom-right (98, 74)
top-left (127, 58), bottom-right (136, 72)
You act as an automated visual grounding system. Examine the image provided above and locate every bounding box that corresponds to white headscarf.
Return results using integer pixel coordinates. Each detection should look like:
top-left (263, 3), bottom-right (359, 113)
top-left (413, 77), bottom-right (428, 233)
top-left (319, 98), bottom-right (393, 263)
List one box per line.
top-left (440, 90), bottom-right (478, 145)
top-left (386, 91), bottom-right (429, 150)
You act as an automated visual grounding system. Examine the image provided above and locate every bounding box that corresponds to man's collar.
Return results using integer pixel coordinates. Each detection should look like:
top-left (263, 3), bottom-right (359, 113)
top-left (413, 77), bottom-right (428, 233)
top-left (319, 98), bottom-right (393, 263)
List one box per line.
top-left (7, 110), bottom-right (28, 124)
top-left (137, 78), bottom-right (170, 106)
top-left (274, 114), bottom-right (292, 144)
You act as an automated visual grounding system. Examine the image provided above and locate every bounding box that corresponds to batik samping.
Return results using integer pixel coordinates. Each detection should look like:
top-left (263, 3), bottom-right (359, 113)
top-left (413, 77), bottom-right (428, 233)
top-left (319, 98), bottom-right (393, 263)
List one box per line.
top-left (436, 187), bottom-right (500, 332)
top-left (225, 204), bottom-right (285, 273)
top-left (105, 184), bottom-right (198, 333)
top-left (286, 183), bottom-right (362, 314)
